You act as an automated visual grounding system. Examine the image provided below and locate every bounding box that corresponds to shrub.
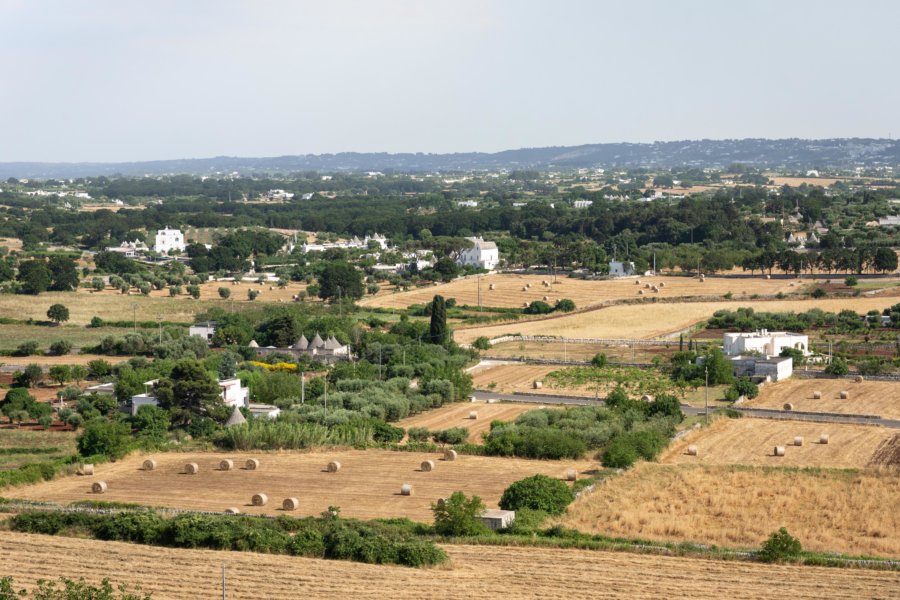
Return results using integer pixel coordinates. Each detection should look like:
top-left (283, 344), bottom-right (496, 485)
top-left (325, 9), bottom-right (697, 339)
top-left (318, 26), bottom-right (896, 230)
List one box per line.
top-left (472, 336), bottom-right (491, 350)
top-left (48, 339), bottom-right (73, 356)
top-left (554, 298), bottom-right (576, 312)
top-left (432, 427), bottom-right (468, 445)
top-left (499, 474), bottom-right (574, 516)
top-left (759, 527), bottom-right (802, 563)
top-left (811, 287), bottom-right (826, 298)
top-left (591, 352), bottom-right (608, 368)
top-left (14, 340), bottom-right (40, 356)
top-left (88, 359), bottom-right (113, 378)
top-left (90, 316), bottom-right (105, 328)
top-left (76, 420), bottom-right (132, 459)
top-left (372, 422), bottom-right (404, 443)
top-left (732, 377), bottom-right (759, 400)
top-left (601, 437), bottom-right (639, 468)
top-left (432, 491), bottom-right (489, 536)
top-left (407, 426), bottom-right (430, 442)
top-left (524, 300), bottom-right (553, 315)
top-left (825, 357), bottom-right (849, 376)
top-left (844, 276), bottom-right (858, 287)
top-left (218, 286), bottom-right (231, 299)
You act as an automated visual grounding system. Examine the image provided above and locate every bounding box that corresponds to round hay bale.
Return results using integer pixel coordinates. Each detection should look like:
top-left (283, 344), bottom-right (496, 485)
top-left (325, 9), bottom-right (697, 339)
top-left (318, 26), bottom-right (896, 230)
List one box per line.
top-left (327, 461), bottom-right (341, 473)
top-left (812, 391), bottom-right (822, 399)
top-left (245, 458), bottom-right (260, 470)
top-left (185, 462), bottom-right (200, 475)
top-left (651, 286), bottom-right (659, 292)
top-left (638, 290), bottom-right (644, 295)
top-left (523, 302), bottom-right (529, 307)
top-left (80, 464), bottom-right (94, 476)
top-left (522, 286), bottom-right (528, 292)
top-left (219, 459), bottom-right (234, 471)
top-left (839, 391), bottom-right (849, 400)
top-left (644, 283), bottom-right (651, 289)
top-left (421, 460), bottom-right (435, 472)
top-left (543, 295), bottom-right (549, 301)
top-left (565, 469), bottom-right (577, 482)
top-left (686, 445), bottom-right (698, 456)
top-left (783, 403), bottom-right (793, 411)
top-left (251, 493), bottom-right (268, 506)
top-left (444, 449), bottom-right (458, 461)
top-left (91, 481), bottom-right (107, 493)
top-left (400, 484), bottom-right (413, 496)
top-left (854, 375), bottom-right (864, 383)
top-left (224, 507), bottom-right (241, 515)
top-left (282, 497), bottom-right (299, 511)
top-left (533, 380), bottom-right (542, 389)
top-left (526, 283), bottom-right (531, 289)
top-left (765, 274), bottom-right (771, 280)
top-left (640, 394), bottom-right (653, 402)
top-left (635, 279), bottom-right (641, 285)
top-left (774, 446), bottom-right (785, 457)
top-left (469, 411), bottom-right (478, 420)
top-left (142, 459), bottom-right (157, 471)
top-left (658, 282), bottom-right (665, 287)
top-left (819, 434), bottom-right (829, 445)
top-left (700, 277), bottom-right (705, 282)
top-left (435, 497), bottom-right (447, 509)
top-left (794, 436), bottom-right (804, 446)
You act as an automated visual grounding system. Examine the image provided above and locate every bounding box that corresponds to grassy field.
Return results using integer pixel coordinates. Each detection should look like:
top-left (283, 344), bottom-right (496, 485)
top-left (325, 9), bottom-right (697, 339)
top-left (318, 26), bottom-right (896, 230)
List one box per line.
top-left (453, 296), bottom-right (897, 343)
top-left (3, 533), bottom-right (897, 600)
top-left (396, 402), bottom-right (547, 442)
top-left (8, 449), bottom-right (595, 522)
top-left (663, 417), bottom-right (897, 468)
top-left (0, 429), bottom-right (77, 470)
top-left (486, 340), bottom-right (675, 362)
top-left (361, 274), bottom-right (795, 310)
top-left (746, 378), bottom-right (900, 420)
top-left (561, 463), bottom-right (900, 557)
top-left (471, 363), bottom-right (599, 397)
top-left (0, 323), bottom-right (156, 353)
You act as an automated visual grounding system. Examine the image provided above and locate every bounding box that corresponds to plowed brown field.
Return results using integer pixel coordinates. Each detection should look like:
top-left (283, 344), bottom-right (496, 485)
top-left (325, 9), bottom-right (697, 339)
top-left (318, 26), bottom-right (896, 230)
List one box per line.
top-left (746, 378), bottom-right (900, 420)
top-left (561, 463), bottom-right (900, 557)
top-left (2, 532), bottom-right (897, 600)
top-left (663, 418), bottom-right (896, 468)
top-left (397, 402), bottom-right (548, 442)
top-left (8, 449), bottom-right (594, 522)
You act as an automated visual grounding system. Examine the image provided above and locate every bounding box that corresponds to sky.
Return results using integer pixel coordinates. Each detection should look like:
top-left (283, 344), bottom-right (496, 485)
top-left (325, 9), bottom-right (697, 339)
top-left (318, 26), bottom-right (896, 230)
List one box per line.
top-left (1, 0), bottom-right (898, 162)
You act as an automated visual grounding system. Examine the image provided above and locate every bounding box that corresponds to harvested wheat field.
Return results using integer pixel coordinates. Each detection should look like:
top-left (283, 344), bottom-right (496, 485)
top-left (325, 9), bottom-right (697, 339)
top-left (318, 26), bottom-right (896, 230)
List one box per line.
top-left (663, 417), bottom-right (896, 468)
top-left (561, 463), bottom-right (900, 557)
top-left (361, 273), bottom-right (793, 310)
top-left (454, 297), bottom-right (895, 343)
top-left (2, 533), bottom-right (897, 600)
top-left (870, 434), bottom-right (900, 468)
top-left (397, 402), bottom-right (549, 442)
top-left (487, 340), bottom-right (672, 362)
top-left (471, 363), bottom-right (599, 397)
top-left (10, 449), bottom-right (593, 522)
top-left (746, 378), bottom-right (900, 420)
top-left (0, 291), bottom-right (219, 325)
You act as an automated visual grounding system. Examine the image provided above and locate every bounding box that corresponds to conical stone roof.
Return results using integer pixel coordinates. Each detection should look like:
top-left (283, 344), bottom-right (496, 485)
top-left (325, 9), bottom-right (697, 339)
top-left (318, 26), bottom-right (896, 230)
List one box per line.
top-left (225, 405), bottom-right (247, 427)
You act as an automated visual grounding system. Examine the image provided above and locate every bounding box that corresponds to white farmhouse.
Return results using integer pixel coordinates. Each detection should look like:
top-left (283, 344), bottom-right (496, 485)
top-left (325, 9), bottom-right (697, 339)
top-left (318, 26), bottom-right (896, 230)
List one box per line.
top-left (154, 227), bottom-right (185, 254)
top-left (723, 330), bottom-right (810, 359)
top-left (130, 377), bottom-right (249, 416)
top-left (608, 260), bottom-right (635, 277)
top-left (457, 237), bottom-right (499, 271)
top-left (188, 320), bottom-right (217, 342)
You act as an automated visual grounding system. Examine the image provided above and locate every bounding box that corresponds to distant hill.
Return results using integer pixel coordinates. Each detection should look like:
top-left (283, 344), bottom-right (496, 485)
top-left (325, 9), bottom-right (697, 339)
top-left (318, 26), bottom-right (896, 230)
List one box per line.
top-left (2, 138), bottom-right (899, 179)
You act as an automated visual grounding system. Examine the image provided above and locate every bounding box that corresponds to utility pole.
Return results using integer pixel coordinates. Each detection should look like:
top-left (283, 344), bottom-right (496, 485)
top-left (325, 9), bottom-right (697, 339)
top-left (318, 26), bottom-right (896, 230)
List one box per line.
top-left (477, 275), bottom-right (481, 314)
top-left (300, 371), bottom-right (305, 405)
top-left (157, 314), bottom-right (162, 344)
top-left (324, 378), bottom-right (328, 411)
top-left (132, 303), bottom-right (137, 333)
top-left (704, 365), bottom-right (709, 425)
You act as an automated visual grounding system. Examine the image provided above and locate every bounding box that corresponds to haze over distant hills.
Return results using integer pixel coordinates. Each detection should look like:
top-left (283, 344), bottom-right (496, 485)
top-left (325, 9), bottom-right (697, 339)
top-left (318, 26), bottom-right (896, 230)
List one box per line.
top-left (2, 138), bottom-right (899, 179)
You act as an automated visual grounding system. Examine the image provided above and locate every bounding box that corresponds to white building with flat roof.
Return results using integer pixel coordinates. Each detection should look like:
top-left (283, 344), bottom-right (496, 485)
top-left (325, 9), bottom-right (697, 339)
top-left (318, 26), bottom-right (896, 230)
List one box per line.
top-left (723, 330), bottom-right (809, 359)
top-left (608, 260), bottom-right (635, 277)
top-left (154, 227), bottom-right (185, 254)
top-left (457, 237), bottom-right (499, 270)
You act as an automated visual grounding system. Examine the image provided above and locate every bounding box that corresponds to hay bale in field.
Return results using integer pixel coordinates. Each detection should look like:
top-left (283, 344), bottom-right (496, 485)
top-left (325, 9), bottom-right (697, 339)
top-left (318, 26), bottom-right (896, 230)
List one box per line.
top-left (219, 459), bottom-right (234, 471)
top-left (638, 290), bottom-right (644, 295)
top-left (543, 295), bottom-right (549, 301)
top-left (469, 410), bottom-right (478, 419)
top-left (819, 434), bottom-right (829, 444)
top-left (839, 390), bottom-right (849, 400)
top-left (245, 458), bottom-right (260, 470)
top-left (282, 497), bottom-right (299, 511)
top-left (79, 464), bottom-right (94, 476)
top-left (327, 460), bottom-right (341, 473)
top-left (533, 380), bottom-right (542, 389)
top-left (651, 286), bottom-right (659, 292)
top-left (142, 459), bottom-right (156, 471)
top-left (658, 282), bottom-right (665, 288)
top-left (783, 403), bottom-right (793, 411)
top-left (523, 302), bottom-right (529, 307)
top-left (251, 493), bottom-right (268, 506)
top-left (522, 286), bottom-right (528, 292)
top-left (444, 449), bottom-right (458, 461)
top-left (185, 462), bottom-right (200, 474)
top-left (640, 394), bottom-right (653, 402)
top-left (224, 507), bottom-right (241, 515)
top-left (92, 481), bottom-right (107, 494)
top-left (686, 445), bottom-right (698, 456)
top-left (435, 498), bottom-right (447, 508)
top-left (489, 283), bottom-right (495, 290)
top-left (400, 484), bottom-right (413, 496)
top-left (565, 469), bottom-right (577, 482)
top-left (644, 283), bottom-right (651, 289)
top-left (765, 274), bottom-right (771, 279)
top-left (812, 391), bottom-right (822, 399)
top-left (421, 460), bottom-right (435, 472)
top-left (526, 283), bottom-right (531, 289)
top-left (635, 279), bottom-right (641, 285)
top-left (794, 436), bottom-right (803, 446)
top-left (854, 375), bottom-right (864, 383)
top-left (774, 446), bottom-right (785, 457)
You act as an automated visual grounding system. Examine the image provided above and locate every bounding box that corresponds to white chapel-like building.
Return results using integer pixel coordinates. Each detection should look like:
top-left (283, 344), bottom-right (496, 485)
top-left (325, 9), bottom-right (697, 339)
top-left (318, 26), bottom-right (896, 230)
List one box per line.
top-left (154, 226), bottom-right (186, 254)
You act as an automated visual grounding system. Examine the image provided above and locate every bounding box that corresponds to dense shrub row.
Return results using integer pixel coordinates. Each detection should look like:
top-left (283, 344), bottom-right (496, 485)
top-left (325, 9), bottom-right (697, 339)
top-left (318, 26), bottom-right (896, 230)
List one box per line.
top-left (9, 510), bottom-right (447, 568)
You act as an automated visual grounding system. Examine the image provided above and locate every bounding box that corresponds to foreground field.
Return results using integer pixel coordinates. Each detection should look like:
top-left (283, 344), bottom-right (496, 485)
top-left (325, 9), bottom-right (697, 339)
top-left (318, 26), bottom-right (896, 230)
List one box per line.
top-left (2, 533), bottom-right (897, 600)
top-left (663, 418), bottom-right (896, 468)
top-left (454, 296), bottom-right (896, 343)
top-left (746, 378), bottom-right (900, 420)
top-left (470, 363), bottom-right (598, 397)
top-left (0, 291), bottom-right (219, 325)
top-left (396, 402), bottom-right (546, 442)
top-left (361, 273), bottom-right (794, 310)
top-left (9, 449), bottom-right (594, 522)
top-left (561, 463), bottom-right (900, 557)
top-left (0, 429), bottom-right (76, 470)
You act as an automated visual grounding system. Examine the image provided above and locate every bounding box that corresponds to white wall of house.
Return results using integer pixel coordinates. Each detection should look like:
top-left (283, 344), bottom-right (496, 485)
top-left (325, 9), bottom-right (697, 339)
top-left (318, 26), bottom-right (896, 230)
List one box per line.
top-left (457, 237), bottom-right (499, 270)
top-left (608, 261), bottom-right (635, 276)
top-left (154, 227), bottom-right (185, 254)
top-left (723, 331), bottom-right (809, 358)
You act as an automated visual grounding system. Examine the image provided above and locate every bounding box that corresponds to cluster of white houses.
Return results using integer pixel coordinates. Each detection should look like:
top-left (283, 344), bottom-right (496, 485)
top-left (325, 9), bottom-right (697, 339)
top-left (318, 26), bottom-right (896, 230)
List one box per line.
top-left (104, 226), bottom-right (187, 257)
top-left (249, 334), bottom-right (352, 363)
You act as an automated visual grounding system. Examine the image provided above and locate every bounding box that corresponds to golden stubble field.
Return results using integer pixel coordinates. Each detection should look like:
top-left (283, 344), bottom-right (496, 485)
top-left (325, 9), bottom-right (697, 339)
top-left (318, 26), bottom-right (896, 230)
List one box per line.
top-left (10, 449), bottom-right (595, 522)
top-left (3, 533), bottom-right (897, 600)
top-left (453, 296), bottom-right (897, 343)
top-left (663, 417), bottom-right (897, 469)
top-left (397, 401), bottom-right (549, 442)
top-left (561, 462), bottom-right (900, 557)
top-left (470, 363), bottom-right (597, 397)
top-left (360, 273), bottom-right (795, 310)
top-left (746, 378), bottom-right (900, 420)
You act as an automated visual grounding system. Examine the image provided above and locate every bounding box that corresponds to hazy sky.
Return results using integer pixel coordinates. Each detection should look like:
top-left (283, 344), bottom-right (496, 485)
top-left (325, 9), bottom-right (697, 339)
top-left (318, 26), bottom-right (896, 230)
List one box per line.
top-left (2, 0), bottom-right (898, 162)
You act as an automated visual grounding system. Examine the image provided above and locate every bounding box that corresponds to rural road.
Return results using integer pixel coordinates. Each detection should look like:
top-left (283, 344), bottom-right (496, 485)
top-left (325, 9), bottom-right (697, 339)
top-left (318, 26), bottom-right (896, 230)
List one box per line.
top-left (470, 390), bottom-right (900, 429)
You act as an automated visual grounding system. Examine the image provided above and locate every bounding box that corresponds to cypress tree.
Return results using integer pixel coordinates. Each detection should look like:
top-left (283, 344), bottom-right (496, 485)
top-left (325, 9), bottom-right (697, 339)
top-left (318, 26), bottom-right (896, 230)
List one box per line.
top-left (429, 295), bottom-right (448, 345)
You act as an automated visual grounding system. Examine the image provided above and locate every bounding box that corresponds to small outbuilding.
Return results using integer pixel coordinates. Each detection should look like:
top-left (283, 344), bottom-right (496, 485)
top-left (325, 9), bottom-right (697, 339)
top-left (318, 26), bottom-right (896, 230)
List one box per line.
top-left (480, 509), bottom-right (516, 531)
